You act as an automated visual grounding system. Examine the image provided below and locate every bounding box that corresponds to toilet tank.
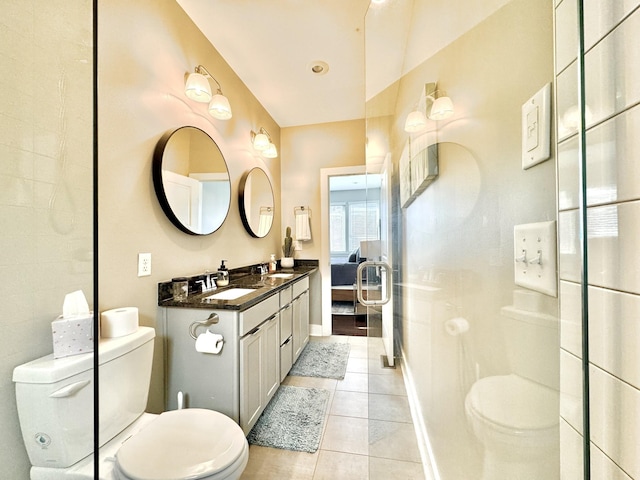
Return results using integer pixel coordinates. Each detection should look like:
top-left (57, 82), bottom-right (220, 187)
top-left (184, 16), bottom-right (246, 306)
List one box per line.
top-left (500, 303), bottom-right (559, 390)
top-left (12, 327), bottom-right (155, 469)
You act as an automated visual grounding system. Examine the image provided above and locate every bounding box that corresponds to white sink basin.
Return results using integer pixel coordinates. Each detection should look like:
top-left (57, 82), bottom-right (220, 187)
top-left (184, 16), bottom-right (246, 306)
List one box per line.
top-left (269, 273), bottom-right (294, 278)
top-left (204, 288), bottom-right (256, 301)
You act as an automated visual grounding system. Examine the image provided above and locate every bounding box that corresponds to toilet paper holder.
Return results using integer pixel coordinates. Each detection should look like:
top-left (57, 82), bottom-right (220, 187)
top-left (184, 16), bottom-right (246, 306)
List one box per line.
top-left (189, 313), bottom-right (220, 340)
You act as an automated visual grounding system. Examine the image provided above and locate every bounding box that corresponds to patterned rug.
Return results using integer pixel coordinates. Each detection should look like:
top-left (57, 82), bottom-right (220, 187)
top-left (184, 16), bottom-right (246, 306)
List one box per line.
top-left (289, 342), bottom-right (350, 380)
top-left (247, 385), bottom-right (330, 453)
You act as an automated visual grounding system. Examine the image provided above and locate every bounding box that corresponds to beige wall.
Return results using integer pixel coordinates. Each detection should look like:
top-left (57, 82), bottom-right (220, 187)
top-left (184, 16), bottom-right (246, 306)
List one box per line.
top-left (98, 0), bottom-right (282, 412)
top-left (281, 120), bottom-right (365, 327)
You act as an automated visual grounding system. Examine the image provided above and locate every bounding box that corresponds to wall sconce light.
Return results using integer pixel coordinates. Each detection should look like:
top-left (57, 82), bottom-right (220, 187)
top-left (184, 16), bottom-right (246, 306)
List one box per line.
top-left (184, 65), bottom-right (233, 120)
top-left (251, 127), bottom-right (278, 158)
top-left (404, 82), bottom-right (454, 132)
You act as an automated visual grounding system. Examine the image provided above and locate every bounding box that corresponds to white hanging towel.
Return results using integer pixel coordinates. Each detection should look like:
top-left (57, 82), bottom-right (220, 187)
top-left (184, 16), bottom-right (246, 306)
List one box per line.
top-left (257, 211), bottom-right (273, 237)
top-left (295, 210), bottom-right (312, 241)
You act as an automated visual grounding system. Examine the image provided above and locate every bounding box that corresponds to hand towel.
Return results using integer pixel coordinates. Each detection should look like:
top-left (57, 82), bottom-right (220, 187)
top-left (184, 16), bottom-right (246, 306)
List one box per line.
top-left (295, 211), bottom-right (311, 241)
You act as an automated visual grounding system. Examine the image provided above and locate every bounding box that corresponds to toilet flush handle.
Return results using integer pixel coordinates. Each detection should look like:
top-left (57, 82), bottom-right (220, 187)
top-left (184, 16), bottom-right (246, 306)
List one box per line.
top-left (49, 380), bottom-right (90, 398)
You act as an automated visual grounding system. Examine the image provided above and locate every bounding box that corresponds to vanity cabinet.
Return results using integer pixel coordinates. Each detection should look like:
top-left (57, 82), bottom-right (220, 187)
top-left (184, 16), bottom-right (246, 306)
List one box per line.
top-left (237, 293), bottom-right (280, 434)
top-left (292, 278), bottom-right (310, 361)
top-left (279, 286), bottom-right (294, 381)
top-left (163, 291), bottom-right (281, 435)
top-left (162, 271), bottom-right (313, 437)
top-left (239, 311), bottom-right (279, 433)
top-left (278, 276), bottom-right (310, 376)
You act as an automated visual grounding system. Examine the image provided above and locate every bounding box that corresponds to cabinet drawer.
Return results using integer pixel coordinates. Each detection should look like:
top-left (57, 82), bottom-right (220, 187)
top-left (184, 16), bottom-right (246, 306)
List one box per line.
top-left (292, 277), bottom-right (309, 298)
top-left (240, 293), bottom-right (279, 336)
top-left (279, 285), bottom-right (292, 307)
top-left (280, 337), bottom-right (293, 382)
top-left (279, 304), bottom-right (292, 343)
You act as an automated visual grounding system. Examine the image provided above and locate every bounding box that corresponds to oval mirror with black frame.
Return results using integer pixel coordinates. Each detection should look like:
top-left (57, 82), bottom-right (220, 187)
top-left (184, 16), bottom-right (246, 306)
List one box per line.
top-left (153, 126), bottom-right (231, 235)
top-left (239, 167), bottom-right (275, 238)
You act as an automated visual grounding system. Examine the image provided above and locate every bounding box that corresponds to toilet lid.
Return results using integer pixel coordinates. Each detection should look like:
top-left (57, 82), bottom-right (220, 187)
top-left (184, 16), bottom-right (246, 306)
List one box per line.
top-left (116, 408), bottom-right (247, 480)
top-left (467, 374), bottom-right (558, 431)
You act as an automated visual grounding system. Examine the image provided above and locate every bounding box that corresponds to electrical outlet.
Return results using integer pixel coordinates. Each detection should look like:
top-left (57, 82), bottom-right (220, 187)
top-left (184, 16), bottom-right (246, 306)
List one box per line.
top-left (138, 253), bottom-right (151, 277)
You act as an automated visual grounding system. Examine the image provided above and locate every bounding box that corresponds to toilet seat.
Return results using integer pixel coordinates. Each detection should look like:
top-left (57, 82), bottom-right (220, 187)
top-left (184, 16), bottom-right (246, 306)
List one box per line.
top-left (115, 409), bottom-right (248, 480)
top-left (467, 374), bottom-right (558, 432)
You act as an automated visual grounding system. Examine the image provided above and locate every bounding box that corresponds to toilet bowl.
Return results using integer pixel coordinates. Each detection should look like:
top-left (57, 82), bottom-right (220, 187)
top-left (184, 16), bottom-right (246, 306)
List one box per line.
top-left (13, 327), bottom-right (249, 480)
top-left (114, 409), bottom-right (248, 480)
top-left (465, 374), bottom-right (559, 480)
top-left (463, 293), bottom-right (560, 479)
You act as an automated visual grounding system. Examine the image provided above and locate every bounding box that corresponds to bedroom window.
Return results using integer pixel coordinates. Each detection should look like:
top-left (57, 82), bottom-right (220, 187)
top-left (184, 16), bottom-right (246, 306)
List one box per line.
top-left (330, 201), bottom-right (379, 254)
top-left (330, 204), bottom-right (347, 252)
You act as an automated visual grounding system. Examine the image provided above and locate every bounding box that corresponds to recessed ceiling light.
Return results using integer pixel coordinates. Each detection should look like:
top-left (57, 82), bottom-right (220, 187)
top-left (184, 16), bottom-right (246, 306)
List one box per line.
top-left (308, 61), bottom-right (329, 76)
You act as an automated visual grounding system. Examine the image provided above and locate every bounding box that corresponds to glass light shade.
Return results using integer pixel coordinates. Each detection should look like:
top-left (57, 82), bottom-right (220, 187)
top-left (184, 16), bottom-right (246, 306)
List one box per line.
top-left (404, 110), bottom-right (428, 133)
top-left (429, 96), bottom-right (454, 120)
top-left (208, 94), bottom-right (233, 120)
top-left (184, 72), bottom-right (212, 103)
top-left (253, 132), bottom-right (270, 151)
top-left (263, 143), bottom-right (278, 158)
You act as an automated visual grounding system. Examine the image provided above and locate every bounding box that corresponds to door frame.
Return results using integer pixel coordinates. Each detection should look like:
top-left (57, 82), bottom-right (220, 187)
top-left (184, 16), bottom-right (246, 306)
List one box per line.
top-left (319, 164), bottom-right (383, 336)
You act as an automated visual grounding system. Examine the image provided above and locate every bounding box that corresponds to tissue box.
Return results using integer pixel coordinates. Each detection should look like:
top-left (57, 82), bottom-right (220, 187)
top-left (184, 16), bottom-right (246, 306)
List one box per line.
top-left (52, 314), bottom-right (95, 358)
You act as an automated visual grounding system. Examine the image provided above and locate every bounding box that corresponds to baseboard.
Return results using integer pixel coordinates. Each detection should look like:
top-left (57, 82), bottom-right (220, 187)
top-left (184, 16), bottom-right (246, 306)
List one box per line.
top-left (399, 344), bottom-right (440, 480)
top-left (309, 323), bottom-right (324, 337)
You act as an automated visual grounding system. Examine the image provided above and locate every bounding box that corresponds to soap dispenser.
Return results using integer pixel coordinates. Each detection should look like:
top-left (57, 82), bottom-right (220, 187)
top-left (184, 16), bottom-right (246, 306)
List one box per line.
top-left (217, 260), bottom-right (229, 287)
top-left (269, 254), bottom-right (277, 273)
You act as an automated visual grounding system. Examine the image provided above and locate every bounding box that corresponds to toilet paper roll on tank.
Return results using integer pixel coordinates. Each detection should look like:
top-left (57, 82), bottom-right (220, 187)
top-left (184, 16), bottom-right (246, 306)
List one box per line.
top-left (445, 317), bottom-right (470, 336)
top-left (100, 307), bottom-right (139, 338)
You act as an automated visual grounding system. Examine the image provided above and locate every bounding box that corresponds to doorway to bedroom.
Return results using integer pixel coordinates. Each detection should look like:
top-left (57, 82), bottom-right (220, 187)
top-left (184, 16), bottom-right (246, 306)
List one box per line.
top-left (329, 173), bottom-right (382, 336)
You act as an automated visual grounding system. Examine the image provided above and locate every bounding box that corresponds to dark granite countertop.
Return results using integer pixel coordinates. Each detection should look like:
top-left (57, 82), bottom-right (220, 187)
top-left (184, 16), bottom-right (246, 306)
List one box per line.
top-left (158, 261), bottom-right (318, 312)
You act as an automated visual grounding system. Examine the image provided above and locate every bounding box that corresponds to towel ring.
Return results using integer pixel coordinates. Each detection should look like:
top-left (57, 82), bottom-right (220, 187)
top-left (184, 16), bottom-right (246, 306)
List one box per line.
top-left (189, 313), bottom-right (219, 340)
top-left (294, 206), bottom-right (311, 217)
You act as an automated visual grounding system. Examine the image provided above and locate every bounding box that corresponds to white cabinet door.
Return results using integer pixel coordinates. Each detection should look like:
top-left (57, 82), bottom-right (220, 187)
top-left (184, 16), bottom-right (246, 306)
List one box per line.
top-left (280, 337), bottom-right (293, 381)
top-left (263, 313), bottom-right (280, 403)
top-left (299, 290), bottom-right (309, 350)
top-left (240, 312), bottom-right (280, 434)
top-left (292, 290), bottom-right (310, 361)
top-left (279, 303), bottom-right (293, 344)
top-left (240, 327), bottom-right (263, 433)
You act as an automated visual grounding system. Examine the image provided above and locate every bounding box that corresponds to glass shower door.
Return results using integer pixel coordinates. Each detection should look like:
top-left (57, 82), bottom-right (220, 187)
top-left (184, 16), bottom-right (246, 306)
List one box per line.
top-left (365, 0), bottom-right (563, 478)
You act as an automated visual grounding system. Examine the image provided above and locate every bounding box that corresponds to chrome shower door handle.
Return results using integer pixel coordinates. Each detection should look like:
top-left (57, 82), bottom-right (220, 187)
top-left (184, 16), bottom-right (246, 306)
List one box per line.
top-left (356, 261), bottom-right (392, 306)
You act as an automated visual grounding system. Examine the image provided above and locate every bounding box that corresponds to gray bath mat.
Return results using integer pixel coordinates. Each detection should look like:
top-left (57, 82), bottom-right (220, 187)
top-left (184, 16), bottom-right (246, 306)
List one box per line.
top-left (247, 385), bottom-right (330, 453)
top-left (289, 342), bottom-right (350, 380)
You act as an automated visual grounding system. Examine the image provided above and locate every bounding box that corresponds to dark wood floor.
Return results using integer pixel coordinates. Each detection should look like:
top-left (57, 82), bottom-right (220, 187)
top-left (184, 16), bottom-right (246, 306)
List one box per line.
top-left (331, 301), bottom-right (381, 337)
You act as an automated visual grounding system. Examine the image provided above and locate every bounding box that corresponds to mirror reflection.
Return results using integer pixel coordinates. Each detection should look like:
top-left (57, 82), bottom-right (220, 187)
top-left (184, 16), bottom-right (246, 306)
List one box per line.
top-left (153, 126), bottom-right (231, 235)
top-left (239, 167), bottom-right (274, 238)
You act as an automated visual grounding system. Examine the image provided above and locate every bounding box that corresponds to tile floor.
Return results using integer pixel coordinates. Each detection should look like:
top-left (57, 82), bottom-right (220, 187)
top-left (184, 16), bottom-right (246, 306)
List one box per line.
top-left (240, 335), bottom-right (425, 479)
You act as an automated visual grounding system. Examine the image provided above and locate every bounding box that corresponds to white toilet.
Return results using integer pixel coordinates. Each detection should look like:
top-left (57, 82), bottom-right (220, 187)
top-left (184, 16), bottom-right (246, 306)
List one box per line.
top-left (13, 327), bottom-right (249, 480)
top-left (464, 297), bottom-right (560, 480)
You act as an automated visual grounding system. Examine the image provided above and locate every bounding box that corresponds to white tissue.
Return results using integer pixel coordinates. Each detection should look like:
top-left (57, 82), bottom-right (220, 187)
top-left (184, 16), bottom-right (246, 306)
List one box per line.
top-left (62, 290), bottom-right (90, 318)
top-left (53, 290), bottom-right (93, 358)
top-left (444, 317), bottom-right (469, 336)
top-left (101, 307), bottom-right (139, 338)
top-left (195, 331), bottom-right (224, 354)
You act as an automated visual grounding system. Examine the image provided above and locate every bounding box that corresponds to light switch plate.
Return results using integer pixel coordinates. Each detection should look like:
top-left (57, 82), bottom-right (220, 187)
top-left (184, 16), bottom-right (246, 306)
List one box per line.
top-left (521, 83), bottom-right (551, 169)
top-left (514, 221), bottom-right (557, 297)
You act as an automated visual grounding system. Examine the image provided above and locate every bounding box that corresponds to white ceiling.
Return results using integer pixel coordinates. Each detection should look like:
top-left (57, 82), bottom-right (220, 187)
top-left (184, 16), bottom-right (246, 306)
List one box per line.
top-left (177, 0), bottom-right (511, 128)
